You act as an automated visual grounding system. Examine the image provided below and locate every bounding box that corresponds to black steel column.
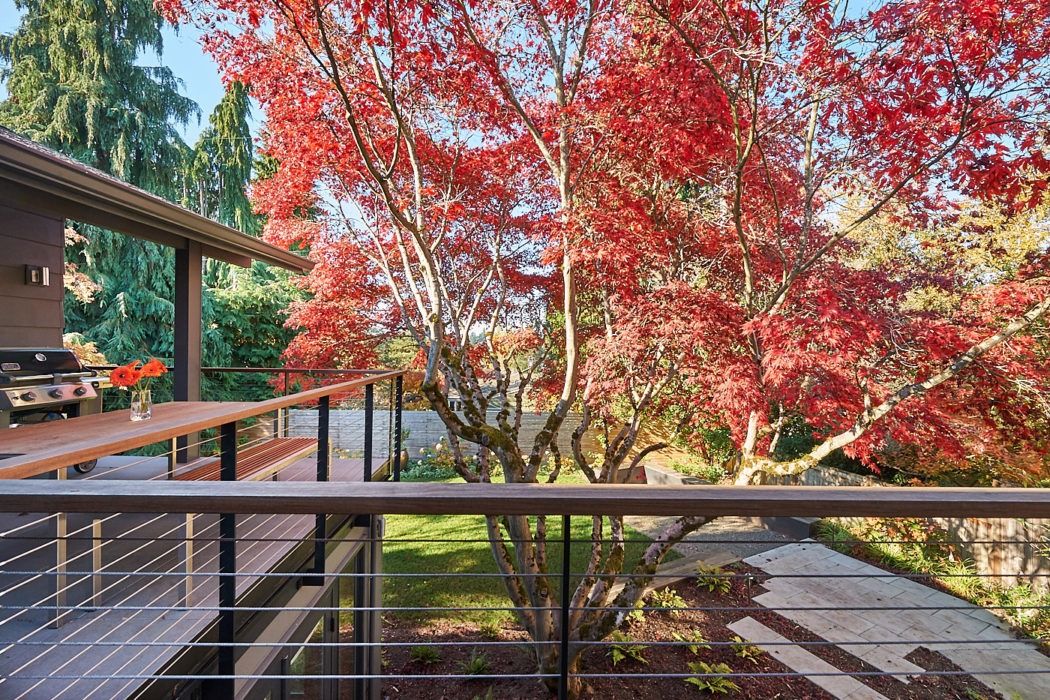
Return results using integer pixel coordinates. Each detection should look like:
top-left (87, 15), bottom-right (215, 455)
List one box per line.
top-left (308, 395), bottom-right (331, 585)
top-left (363, 384), bottom-right (374, 482)
top-left (368, 517), bottom-right (383, 700)
top-left (559, 515), bottom-right (571, 700)
top-left (174, 241), bottom-right (202, 463)
top-left (352, 514), bottom-right (373, 700)
top-left (393, 376), bottom-right (403, 482)
top-left (324, 585), bottom-right (339, 699)
top-left (211, 420), bottom-right (238, 697)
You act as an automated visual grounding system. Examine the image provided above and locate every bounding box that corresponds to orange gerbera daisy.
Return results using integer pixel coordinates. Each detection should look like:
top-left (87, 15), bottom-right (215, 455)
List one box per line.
top-left (140, 358), bottom-right (168, 378)
top-left (110, 361), bottom-right (143, 388)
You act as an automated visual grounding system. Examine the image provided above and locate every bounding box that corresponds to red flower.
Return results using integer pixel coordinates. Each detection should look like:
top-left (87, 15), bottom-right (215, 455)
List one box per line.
top-left (140, 358), bottom-right (168, 378)
top-left (110, 361), bottom-right (142, 388)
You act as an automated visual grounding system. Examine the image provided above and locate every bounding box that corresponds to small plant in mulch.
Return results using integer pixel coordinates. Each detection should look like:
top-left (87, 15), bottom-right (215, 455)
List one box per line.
top-left (409, 645), bottom-right (441, 664)
top-left (649, 588), bottom-right (687, 617)
top-left (729, 635), bottom-right (763, 664)
top-left (683, 661), bottom-right (740, 694)
top-left (478, 619), bottom-right (503, 639)
top-left (672, 630), bottom-right (711, 655)
top-left (696, 563), bottom-right (732, 594)
top-left (626, 599), bottom-right (647, 624)
top-left (459, 648), bottom-right (491, 675)
top-left (607, 631), bottom-right (649, 666)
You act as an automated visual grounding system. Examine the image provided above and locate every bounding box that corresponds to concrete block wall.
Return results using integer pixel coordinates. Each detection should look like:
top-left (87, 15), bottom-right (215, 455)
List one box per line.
top-left (289, 408), bottom-right (599, 460)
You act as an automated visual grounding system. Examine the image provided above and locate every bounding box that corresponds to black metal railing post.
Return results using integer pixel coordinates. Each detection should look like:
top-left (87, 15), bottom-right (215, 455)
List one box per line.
top-left (559, 514), bottom-right (571, 700)
top-left (308, 395), bottom-right (332, 585)
top-left (368, 516), bottom-right (383, 700)
top-left (205, 419), bottom-right (238, 698)
top-left (393, 376), bottom-right (403, 481)
top-left (363, 384), bottom-right (374, 482)
top-left (352, 514), bottom-right (375, 700)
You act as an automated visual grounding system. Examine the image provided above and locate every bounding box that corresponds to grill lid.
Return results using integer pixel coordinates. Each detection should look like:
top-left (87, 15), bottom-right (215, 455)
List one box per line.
top-left (0, 349), bottom-right (97, 412)
top-left (0, 348), bottom-right (87, 383)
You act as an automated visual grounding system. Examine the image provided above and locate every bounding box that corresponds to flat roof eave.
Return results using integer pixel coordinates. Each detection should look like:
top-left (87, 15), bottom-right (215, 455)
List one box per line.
top-left (0, 127), bottom-right (313, 273)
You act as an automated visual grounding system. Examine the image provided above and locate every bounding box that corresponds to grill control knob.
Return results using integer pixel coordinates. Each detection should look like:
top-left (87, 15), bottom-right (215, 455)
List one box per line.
top-left (73, 386), bottom-right (88, 397)
top-left (19, 392), bottom-right (36, 402)
top-left (49, 389), bottom-right (63, 399)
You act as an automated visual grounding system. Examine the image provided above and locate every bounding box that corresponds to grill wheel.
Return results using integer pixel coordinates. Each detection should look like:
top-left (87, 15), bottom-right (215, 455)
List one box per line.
top-left (73, 460), bottom-right (96, 474)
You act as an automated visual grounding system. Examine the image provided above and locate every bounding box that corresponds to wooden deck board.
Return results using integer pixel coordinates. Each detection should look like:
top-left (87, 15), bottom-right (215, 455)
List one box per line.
top-left (173, 437), bottom-right (318, 482)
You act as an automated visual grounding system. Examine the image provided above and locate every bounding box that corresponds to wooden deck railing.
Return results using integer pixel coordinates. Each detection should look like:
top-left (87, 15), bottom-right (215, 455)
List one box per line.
top-left (2, 480), bottom-right (1048, 518)
top-left (0, 481), bottom-right (1049, 699)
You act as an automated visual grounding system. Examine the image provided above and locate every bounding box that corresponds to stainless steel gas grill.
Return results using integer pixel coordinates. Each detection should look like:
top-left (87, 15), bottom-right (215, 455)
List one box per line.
top-left (0, 348), bottom-right (106, 472)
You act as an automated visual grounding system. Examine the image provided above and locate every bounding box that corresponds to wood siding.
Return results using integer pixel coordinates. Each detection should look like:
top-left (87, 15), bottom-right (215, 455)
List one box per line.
top-left (0, 204), bottom-right (64, 347)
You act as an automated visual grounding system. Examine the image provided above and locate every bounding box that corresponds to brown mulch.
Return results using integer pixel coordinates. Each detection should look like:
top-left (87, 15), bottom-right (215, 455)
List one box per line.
top-left (370, 564), bottom-right (1002, 699)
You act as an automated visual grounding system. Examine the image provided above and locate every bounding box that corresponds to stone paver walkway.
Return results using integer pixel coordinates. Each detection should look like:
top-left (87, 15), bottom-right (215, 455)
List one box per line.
top-left (743, 541), bottom-right (1050, 700)
top-left (728, 616), bottom-right (890, 700)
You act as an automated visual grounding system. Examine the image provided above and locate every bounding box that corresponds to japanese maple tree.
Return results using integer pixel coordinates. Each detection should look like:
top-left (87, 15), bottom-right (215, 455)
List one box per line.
top-left (576, 0), bottom-right (1050, 486)
top-left (162, 0), bottom-right (1050, 692)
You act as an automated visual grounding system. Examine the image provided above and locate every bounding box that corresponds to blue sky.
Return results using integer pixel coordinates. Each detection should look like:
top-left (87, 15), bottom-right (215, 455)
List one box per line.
top-left (0, 1), bottom-right (227, 143)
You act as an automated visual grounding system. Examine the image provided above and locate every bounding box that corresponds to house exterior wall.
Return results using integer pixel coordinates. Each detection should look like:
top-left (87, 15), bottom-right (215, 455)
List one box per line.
top-left (0, 204), bottom-right (64, 347)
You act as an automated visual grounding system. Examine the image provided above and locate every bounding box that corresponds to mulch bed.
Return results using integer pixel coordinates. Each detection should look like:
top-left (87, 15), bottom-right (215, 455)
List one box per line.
top-left (371, 562), bottom-right (1002, 699)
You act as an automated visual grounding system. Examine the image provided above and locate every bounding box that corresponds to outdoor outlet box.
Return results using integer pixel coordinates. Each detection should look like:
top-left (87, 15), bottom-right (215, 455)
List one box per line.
top-left (24, 265), bottom-right (49, 287)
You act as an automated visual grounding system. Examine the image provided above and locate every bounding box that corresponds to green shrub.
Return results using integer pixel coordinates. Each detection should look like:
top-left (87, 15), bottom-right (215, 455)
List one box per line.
top-left (730, 635), bottom-right (763, 664)
top-left (696, 563), bottom-right (732, 594)
top-left (478, 619), bottom-right (503, 639)
top-left (401, 446), bottom-right (458, 481)
top-left (673, 630), bottom-right (711, 655)
top-left (649, 588), bottom-right (687, 618)
top-left (668, 458), bottom-right (727, 483)
top-left (459, 649), bottom-right (491, 675)
top-left (626, 599), bottom-right (647, 624)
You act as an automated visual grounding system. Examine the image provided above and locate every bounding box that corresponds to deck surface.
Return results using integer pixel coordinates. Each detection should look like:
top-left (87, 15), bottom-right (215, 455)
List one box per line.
top-left (0, 453), bottom-right (379, 698)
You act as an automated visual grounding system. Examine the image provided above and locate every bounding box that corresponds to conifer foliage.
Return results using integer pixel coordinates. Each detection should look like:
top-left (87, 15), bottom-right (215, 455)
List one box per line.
top-left (1, 0), bottom-right (195, 362)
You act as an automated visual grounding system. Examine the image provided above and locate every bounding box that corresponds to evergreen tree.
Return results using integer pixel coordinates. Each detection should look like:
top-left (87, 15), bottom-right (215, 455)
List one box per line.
top-left (186, 82), bottom-right (309, 400)
top-left (1, 6), bottom-right (306, 398)
top-left (183, 81), bottom-right (257, 237)
top-left (0, 0), bottom-right (196, 193)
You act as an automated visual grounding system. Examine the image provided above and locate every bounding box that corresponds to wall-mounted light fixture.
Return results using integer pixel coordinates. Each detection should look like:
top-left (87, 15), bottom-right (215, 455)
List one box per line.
top-left (24, 265), bottom-right (50, 287)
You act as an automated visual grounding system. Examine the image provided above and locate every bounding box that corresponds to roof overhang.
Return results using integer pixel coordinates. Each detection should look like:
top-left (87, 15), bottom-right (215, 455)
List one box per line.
top-left (0, 127), bottom-right (313, 273)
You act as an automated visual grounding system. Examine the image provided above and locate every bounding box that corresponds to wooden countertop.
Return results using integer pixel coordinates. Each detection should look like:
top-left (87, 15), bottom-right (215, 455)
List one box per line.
top-left (0, 372), bottom-right (405, 480)
top-left (0, 401), bottom-right (253, 479)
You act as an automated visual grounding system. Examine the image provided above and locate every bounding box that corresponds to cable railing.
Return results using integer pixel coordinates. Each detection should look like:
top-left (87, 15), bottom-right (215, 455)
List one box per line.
top-left (0, 372), bottom-right (405, 699)
top-left (0, 477), bottom-right (1047, 698)
top-left (2, 368), bottom-right (1049, 698)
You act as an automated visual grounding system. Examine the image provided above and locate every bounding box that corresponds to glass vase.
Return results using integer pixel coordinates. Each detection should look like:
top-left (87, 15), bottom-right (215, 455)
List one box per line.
top-left (130, 389), bottom-right (152, 421)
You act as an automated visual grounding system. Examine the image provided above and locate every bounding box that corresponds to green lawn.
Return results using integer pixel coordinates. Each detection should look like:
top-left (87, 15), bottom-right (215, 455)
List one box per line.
top-left (373, 511), bottom-right (660, 628)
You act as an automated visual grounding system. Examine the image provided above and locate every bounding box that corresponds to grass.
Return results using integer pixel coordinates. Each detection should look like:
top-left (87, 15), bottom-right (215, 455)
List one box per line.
top-left (375, 510), bottom-right (660, 629)
top-left (367, 471), bottom-right (671, 630)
